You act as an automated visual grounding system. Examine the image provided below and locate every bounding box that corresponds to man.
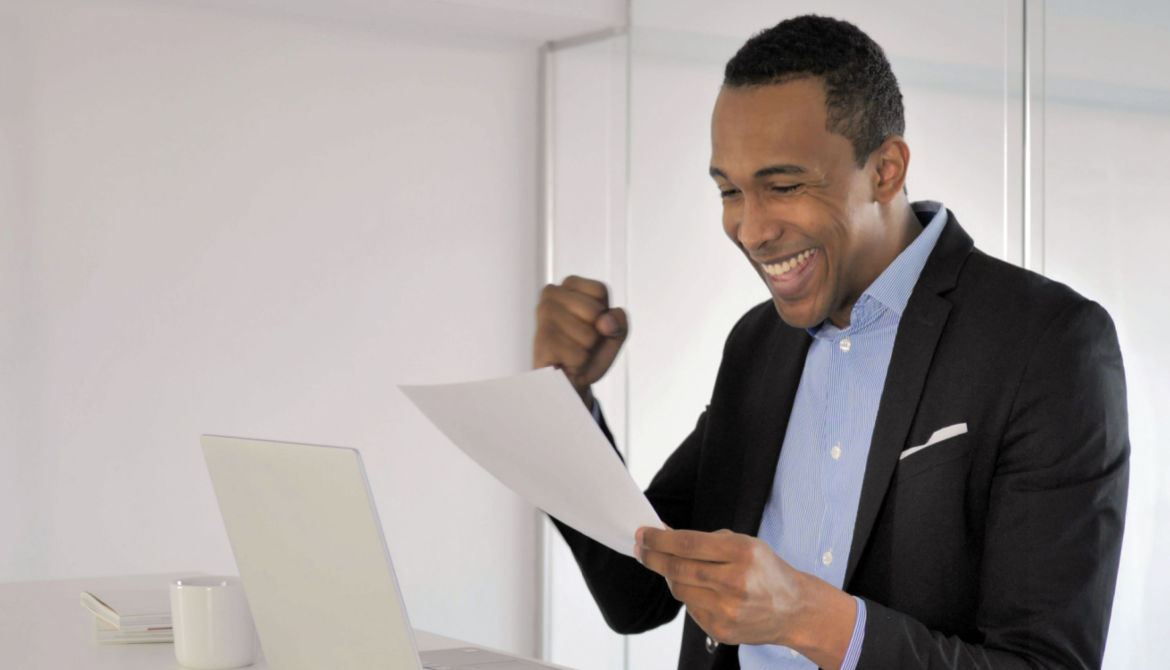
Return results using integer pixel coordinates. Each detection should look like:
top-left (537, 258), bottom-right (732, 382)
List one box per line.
top-left (533, 15), bottom-right (1127, 670)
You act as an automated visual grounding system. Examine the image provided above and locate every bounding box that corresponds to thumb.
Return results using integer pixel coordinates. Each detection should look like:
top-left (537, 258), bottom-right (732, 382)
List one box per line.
top-left (595, 307), bottom-right (628, 339)
top-left (581, 308), bottom-right (628, 385)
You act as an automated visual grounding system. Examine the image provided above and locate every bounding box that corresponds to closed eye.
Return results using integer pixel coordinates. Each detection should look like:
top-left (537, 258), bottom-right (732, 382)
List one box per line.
top-left (772, 184), bottom-right (801, 194)
top-left (719, 188), bottom-right (740, 199)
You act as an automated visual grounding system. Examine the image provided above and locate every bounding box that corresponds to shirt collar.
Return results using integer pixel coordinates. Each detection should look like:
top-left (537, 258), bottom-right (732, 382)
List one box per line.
top-left (808, 200), bottom-right (948, 336)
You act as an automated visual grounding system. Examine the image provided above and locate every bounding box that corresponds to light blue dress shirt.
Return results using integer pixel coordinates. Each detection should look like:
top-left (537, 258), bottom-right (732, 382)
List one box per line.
top-left (739, 201), bottom-right (947, 670)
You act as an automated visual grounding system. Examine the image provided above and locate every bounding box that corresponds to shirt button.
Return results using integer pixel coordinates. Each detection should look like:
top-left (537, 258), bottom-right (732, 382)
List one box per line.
top-left (705, 636), bottom-right (719, 653)
top-left (830, 444), bottom-right (842, 460)
top-left (839, 337), bottom-right (851, 352)
top-left (822, 550), bottom-right (834, 566)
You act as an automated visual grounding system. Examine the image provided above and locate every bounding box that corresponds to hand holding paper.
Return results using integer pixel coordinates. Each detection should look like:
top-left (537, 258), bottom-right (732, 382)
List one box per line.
top-left (400, 368), bottom-right (662, 557)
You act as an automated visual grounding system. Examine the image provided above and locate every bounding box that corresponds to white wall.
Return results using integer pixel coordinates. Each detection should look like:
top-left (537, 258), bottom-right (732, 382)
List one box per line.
top-left (0, 0), bottom-right (626, 657)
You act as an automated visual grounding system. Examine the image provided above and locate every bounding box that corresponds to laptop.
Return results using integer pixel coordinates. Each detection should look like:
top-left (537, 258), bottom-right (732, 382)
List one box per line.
top-left (201, 434), bottom-right (568, 670)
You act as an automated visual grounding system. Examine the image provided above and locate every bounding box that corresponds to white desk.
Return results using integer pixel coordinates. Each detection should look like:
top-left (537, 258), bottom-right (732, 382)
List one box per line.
top-left (0, 574), bottom-right (524, 669)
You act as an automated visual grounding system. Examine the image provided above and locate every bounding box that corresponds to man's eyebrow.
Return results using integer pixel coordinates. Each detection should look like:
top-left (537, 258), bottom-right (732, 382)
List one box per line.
top-left (754, 164), bottom-right (806, 178)
top-left (708, 164), bottom-right (807, 180)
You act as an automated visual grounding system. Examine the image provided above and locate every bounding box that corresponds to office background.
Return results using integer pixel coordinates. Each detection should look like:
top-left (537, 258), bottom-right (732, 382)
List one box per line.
top-left (2, 1), bottom-right (1166, 669)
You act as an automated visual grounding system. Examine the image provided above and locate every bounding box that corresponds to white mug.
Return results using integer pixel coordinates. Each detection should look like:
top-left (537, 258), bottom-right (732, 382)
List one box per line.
top-left (170, 576), bottom-right (257, 669)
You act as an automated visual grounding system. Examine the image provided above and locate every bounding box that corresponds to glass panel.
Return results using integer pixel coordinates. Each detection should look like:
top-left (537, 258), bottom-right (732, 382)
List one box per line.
top-left (1041, 2), bottom-right (1170, 666)
top-left (542, 33), bottom-right (630, 670)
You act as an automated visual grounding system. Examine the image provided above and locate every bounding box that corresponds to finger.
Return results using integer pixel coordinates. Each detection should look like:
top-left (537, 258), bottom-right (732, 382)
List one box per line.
top-left (584, 310), bottom-right (628, 380)
top-left (663, 575), bottom-right (719, 608)
top-left (595, 306), bottom-right (628, 339)
top-left (539, 301), bottom-right (602, 350)
top-left (640, 546), bottom-right (734, 590)
top-left (539, 284), bottom-right (608, 325)
top-left (670, 581), bottom-right (723, 610)
top-left (533, 326), bottom-right (590, 372)
top-left (561, 275), bottom-right (610, 306)
top-left (640, 528), bottom-right (744, 563)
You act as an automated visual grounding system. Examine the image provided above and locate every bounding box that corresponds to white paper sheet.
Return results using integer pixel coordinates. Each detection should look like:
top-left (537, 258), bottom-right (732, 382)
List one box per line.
top-left (400, 367), bottom-right (662, 558)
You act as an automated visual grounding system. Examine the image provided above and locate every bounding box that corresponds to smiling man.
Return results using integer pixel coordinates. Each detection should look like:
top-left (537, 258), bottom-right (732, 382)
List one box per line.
top-left (708, 77), bottom-right (917, 331)
top-left (534, 15), bottom-right (1128, 670)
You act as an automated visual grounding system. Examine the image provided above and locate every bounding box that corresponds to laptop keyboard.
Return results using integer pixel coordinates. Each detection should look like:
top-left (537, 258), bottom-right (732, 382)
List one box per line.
top-left (420, 646), bottom-right (552, 668)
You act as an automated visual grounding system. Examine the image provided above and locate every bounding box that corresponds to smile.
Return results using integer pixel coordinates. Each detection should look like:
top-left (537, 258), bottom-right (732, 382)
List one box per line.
top-left (761, 248), bottom-right (816, 279)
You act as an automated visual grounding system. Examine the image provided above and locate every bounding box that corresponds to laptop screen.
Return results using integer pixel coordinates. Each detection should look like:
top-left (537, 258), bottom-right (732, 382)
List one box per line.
top-left (202, 436), bottom-right (421, 670)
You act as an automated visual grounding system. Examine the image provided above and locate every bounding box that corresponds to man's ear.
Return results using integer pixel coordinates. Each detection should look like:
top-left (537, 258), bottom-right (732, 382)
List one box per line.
top-left (870, 136), bottom-right (910, 203)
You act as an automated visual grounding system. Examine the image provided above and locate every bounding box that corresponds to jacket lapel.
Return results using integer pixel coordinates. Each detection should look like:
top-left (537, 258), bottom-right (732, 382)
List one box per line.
top-left (843, 212), bottom-right (972, 585)
top-left (732, 324), bottom-right (811, 536)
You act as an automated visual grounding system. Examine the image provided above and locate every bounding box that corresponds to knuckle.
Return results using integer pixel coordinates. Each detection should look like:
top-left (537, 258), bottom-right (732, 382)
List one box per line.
top-left (562, 274), bottom-right (608, 302)
top-left (724, 572), bottom-right (747, 599)
top-left (561, 275), bottom-right (589, 295)
top-left (719, 600), bottom-right (740, 623)
top-left (734, 575), bottom-right (749, 599)
top-left (594, 282), bottom-right (609, 302)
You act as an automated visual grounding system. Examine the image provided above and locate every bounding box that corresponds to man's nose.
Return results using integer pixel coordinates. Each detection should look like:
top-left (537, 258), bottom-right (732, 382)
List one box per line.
top-left (737, 193), bottom-right (782, 251)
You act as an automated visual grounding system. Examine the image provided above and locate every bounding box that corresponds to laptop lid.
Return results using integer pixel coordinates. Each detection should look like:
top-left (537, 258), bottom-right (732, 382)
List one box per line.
top-left (201, 435), bottom-right (421, 670)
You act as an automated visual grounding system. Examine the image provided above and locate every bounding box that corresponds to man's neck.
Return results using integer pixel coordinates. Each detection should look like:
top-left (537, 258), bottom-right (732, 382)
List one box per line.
top-left (827, 199), bottom-right (921, 328)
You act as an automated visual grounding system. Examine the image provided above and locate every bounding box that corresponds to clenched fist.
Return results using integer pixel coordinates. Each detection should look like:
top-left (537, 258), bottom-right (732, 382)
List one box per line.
top-left (533, 275), bottom-right (628, 406)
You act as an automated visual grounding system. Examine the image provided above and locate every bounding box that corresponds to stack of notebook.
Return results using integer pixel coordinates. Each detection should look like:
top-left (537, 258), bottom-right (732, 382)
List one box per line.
top-left (80, 589), bottom-right (173, 644)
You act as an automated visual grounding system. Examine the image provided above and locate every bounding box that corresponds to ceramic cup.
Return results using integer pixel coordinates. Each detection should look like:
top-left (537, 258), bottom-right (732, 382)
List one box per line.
top-left (170, 576), bottom-right (256, 669)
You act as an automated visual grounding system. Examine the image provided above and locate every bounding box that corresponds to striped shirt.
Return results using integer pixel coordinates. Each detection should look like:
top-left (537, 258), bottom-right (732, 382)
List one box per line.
top-left (739, 201), bottom-right (947, 670)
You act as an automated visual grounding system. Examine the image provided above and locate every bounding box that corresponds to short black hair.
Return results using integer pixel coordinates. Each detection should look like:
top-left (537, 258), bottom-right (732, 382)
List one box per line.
top-left (724, 15), bottom-right (904, 167)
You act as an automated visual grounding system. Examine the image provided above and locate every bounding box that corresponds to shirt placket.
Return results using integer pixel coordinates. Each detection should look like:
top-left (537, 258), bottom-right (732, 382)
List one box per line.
top-left (815, 327), bottom-right (851, 584)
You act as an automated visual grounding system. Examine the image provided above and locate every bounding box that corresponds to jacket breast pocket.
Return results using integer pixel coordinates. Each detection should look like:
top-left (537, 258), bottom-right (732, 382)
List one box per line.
top-left (895, 433), bottom-right (974, 482)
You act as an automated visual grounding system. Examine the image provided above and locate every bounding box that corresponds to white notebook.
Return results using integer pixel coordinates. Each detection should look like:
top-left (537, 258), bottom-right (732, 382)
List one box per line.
top-left (93, 618), bottom-right (173, 644)
top-left (80, 589), bottom-right (172, 632)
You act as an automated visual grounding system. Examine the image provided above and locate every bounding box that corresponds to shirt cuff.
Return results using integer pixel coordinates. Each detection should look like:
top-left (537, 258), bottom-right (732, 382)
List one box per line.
top-left (840, 597), bottom-right (866, 670)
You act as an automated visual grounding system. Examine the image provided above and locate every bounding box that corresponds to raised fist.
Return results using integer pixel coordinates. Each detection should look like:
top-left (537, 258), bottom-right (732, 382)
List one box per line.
top-left (533, 275), bottom-right (628, 405)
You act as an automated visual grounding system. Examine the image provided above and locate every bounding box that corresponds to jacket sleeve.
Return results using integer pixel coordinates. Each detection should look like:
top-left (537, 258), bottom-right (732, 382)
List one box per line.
top-left (551, 406), bottom-right (706, 634)
top-left (857, 300), bottom-right (1130, 669)
top-left (550, 303), bottom-right (776, 640)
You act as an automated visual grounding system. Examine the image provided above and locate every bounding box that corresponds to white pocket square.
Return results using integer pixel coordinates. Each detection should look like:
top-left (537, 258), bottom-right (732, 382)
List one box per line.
top-left (900, 423), bottom-right (968, 460)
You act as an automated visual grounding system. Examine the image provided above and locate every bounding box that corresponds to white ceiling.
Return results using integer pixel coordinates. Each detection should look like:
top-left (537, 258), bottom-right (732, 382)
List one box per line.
top-left (144, 0), bottom-right (629, 45)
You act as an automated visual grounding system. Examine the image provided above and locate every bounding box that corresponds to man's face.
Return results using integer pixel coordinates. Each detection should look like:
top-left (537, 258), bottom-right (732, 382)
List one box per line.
top-left (710, 78), bottom-right (887, 329)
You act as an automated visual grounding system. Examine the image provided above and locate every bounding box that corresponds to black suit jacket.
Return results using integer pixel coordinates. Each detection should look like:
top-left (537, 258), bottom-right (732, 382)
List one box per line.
top-left (555, 210), bottom-right (1129, 669)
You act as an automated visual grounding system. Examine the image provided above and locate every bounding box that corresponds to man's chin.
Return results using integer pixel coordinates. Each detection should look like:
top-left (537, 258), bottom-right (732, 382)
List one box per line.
top-left (770, 296), bottom-right (825, 330)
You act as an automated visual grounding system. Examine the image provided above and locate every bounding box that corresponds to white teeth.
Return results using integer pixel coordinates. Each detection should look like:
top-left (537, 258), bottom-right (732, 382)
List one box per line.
top-left (763, 249), bottom-right (814, 276)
